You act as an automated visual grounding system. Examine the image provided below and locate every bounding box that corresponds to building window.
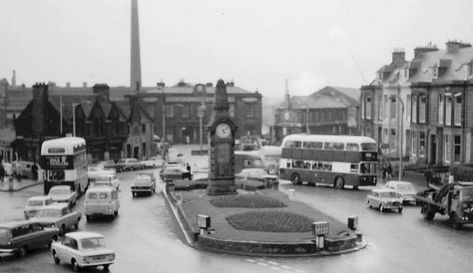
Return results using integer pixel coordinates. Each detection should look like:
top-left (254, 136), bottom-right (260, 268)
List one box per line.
top-left (361, 96), bottom-right (365, 119)
top-left (454, 94), bottom-right (462, 126)
top-left (378, 95), bottom-right (383, 120)
top-left (412, 132), bottom-right (417, 156)
top-left (445, 95), bottom-right (452, 126)
top-left (142, 142), bottom-right (146, 157)
top-left (389, 129), bottom-right (396, 151)
top-left (432, 66), bottom-right (438, 79)
top-left (390, 97), bottom-right (396, 119)
top-left (444, 135), bottom-right (451, 163)
top-left (419, 95), bottom-right (426, 124)
top-left (384, 95), bottom-right (388, 120)
top-left (181, 105), bottom-right (190, 118)
top-left (419, 132), bottom-right (426, 158)
top-left (366, 96), bottom-right (372, 120)
top-left (166, 105), bottom-right (174, 118)
top-left (328, 110), bottom-right (332, 121)
top-left (438, 94), bottom-right (444, 125)
top-left (245, 103), bottom-right (255, 118)
top-left (142, 124), bottom-right (146, 133)
top-left (229, 104), bottom-right (235, 117)
top-left (406, 95), bottom-right (411, 122)
top-left (412, 95), bottom-right (417, 123)
top-left (366, 126), bottom-right (371, 136)
top-left (454, 135), bottom-right (461, 163)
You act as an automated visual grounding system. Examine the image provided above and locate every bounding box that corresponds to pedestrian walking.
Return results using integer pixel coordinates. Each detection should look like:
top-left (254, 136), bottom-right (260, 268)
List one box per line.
top-left (424, 166), bottom-right (433, 187)
top-left (31, 162), bottom-right (39, 181)
top-left (0, 161), bottom-right (5, 183)
top-left (14, 161), bottom-right (22, 182)
top-left (386, 162), bottom-right (393, 180)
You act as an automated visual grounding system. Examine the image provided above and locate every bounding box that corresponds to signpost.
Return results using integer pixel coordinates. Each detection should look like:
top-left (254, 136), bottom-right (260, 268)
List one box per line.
top-left (312, 221), bottom-right (329, 250)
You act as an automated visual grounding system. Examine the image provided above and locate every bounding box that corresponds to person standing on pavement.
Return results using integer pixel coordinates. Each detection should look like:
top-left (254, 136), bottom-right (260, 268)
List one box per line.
top-left (0, 158), bottom-right (4, 182)
top-left (386, 162), bottom-right (393, 180)
top-left (14, 161), bottom-right (22, 182)
top-left (31, 162), bottom-right (39, 181)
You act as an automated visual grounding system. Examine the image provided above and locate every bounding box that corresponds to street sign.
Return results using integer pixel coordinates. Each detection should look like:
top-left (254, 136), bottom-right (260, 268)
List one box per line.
top-left (312, 221), bottom-right (329, 236)
top-left (197, 214), bottom-right (211, 229)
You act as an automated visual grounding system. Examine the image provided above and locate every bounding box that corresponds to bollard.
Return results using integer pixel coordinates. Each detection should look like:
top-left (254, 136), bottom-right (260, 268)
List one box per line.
top-left (289, 188), bottom-right (295, 199)
top-left (348, 215), bottom-right (358, 231)
top-left (8, 177), bottom-right (14, 191)
top-left (356, 231), bottom-right (363, 242)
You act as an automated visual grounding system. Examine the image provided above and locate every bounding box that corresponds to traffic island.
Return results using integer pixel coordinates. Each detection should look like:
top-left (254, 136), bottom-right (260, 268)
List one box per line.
top-left (163, 182), bottom-right (366, 257)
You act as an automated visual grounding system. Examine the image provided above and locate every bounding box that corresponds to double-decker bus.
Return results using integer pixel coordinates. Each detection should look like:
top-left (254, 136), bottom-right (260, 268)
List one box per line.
top-left (279, 134), bottom-right (378, 189)
top-left (41, 137), bottom-right (88, 195)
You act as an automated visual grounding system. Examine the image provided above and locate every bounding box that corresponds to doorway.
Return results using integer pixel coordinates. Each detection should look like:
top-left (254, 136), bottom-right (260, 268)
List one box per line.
top-left (430, 135), bottom-right (437, 165)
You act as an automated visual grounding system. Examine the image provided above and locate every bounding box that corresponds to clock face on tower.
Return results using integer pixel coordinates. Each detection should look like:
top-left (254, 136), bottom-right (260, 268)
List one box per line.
top-left (216, 123), bottom-right (231, 138)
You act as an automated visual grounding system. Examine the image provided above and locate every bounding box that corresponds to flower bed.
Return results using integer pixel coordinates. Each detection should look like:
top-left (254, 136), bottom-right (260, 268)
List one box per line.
top-left (210, 195), bottom-right (287, 208)
top-left (226, 211), bottom-right (314, 232)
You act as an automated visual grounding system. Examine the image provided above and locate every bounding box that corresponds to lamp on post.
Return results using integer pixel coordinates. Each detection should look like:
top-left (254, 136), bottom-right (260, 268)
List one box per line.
top-left (72, 103), bottom-right (79, 137)
top-left (391, 94), bottom-right (404, 181)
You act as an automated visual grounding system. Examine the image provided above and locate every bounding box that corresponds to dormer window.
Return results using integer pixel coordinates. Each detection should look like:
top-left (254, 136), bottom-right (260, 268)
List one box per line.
top-left (468, 62), bottom-right (473, 78)
top-left (402, 69), bottom-right (409, 81)
top-left (378, 72), bottom-right (383, 81)
top-left (432, 66), bottom-right (438, 80)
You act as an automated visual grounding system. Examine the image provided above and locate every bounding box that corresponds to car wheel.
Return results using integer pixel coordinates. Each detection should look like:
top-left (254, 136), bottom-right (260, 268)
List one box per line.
top-left (368, 201), bottom-right (372, 208)
top-left (74, 221), bottom-right (79, 230)
top-left (334, 176), bottom-right (345, 189)
top-left (290, 173), bottom-right (302, 185)
top-left (422, 204), bottom-right (435, 220)
top-left (61, 225), bottom-right (66, 235)
top-left (450, 212), bottom-right (462, 229)
top-left (86, 215), bottom-right (91, 222)
top-left (52, 250), bottom-right (60, 264)
top-left (103, 264), bottom-right (110, 271)
top-left (353, 185), bottom-right (359, 190)
top-left (114, 210), bottom-right (118, 217)
top-left (72, 259), bottom-right (80, 272)
top-left (17, 246), bottom-right (27, 258)
top-left (398, 207), bottom-right (403, 213)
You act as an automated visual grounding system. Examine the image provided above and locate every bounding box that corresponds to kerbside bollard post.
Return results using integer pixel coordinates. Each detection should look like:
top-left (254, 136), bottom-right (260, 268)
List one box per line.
top-left (312, 221), bottom-right (329, 250)
top-left (289, 189), bottom-right (295, 200)
top-left (348, 215), bottom-right (358, 231)
top-left (198, 214), bottom-right (211, 236)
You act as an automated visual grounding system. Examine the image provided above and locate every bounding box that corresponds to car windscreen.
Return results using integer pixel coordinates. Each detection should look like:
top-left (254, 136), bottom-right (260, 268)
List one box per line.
top-left (28, 200), bottom-right (44, 206)
top-left (88, 193), bottom-right (98, 199)
top-left (49, 188), bottom-right (69, 195)
top-left (380, 192), bottom-right (398, 198)
top-left (35, 209), bottom-right (61, 218)
top-left (81, 237), bottom-right (105, 249)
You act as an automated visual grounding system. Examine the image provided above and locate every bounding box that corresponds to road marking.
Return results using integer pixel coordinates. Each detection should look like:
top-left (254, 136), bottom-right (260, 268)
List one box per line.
top-left (257, 262), bottom-right (269, 267)
top-left (245, 259), bottom-right (256, 263)
top-left (270, 266), bottom-right (282, 271)
top-left (267, 261), bottom-right (280, 266)
top-left (281, 265), bottom-right (291, 269)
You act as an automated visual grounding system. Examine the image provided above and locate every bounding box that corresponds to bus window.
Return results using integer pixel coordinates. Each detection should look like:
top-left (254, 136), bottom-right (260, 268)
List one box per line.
top-left (346, 143), bottom-right (360, 151)
top-left (361, 143), bottom-right (377, 151)
top-left (285, 141), bottom-right (301, 148)
top-left (333, 143), bottom-right (345, 150)
top-left (350, 164), bottom-right (358, 173)
top-left (303, 142), bottom-right (323, 149)
top-left (303, 161), bottom-right (311, 169)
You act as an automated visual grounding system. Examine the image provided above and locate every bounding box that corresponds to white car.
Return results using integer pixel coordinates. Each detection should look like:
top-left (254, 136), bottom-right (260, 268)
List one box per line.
top-left (30, 203), bottom-right (82, 235)
top-left (142, 156), bottom-right (164, 169)
top-left (93, 174), bottom-right (120, 190)
top-left (366, 188), bottom-right (403, 213)
top-left (384, 181), bottom-right (417, 204)
top-left (24, 196), bottom-right (55, 219)
top-left (88, 165), bottom-right (115, 182)
top-left (48, 185), bottom-right (78, 208)
top-left (51, 232), bottom-right (115, 272)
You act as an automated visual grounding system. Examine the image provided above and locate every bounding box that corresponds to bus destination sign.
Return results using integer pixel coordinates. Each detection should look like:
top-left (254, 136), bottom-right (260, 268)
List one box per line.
top-left (43, 156), bottom-right (73, 169)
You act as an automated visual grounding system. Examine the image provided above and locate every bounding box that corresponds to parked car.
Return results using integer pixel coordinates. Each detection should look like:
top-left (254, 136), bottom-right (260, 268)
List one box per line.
top-left (141, 157), bottom-right (164, 169)
top-left (24, 196), bottom-right (56, 219)
top-left (0, 220), bottom-right (60, 257)
top-left (131, 176), bottom-right (156, 196)
top-left (384, 181), bottom-right (417, 204)
top-left (48, 185), bottom-right (78, 208)
top-left (97, 160), bottom-right (118, 171)
top-left (88, 165), bottom-right (115, 182)
top-left (160, 164), bottom-right (189, 182)
top-left (92, 173), bottom-right (120, 190)
top-left (137, 172), bottom-right (156, 183)
top-left (84, 186), bottom-right (120, 221)
top-left (115, 158), bottom-right (146, 172)
top-left (30, 203), bottom-right (82, 235)
top-left (235, 168), bottom-right (279, 188)
top-left (51, 231), bottom-right (115, 271)
top-left (366, 188), bottom-right (403, 213)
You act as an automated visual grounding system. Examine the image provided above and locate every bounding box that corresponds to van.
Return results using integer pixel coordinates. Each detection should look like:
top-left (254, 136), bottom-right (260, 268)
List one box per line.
top-left (84, 187), bottom-right (120, 221)
top-left (234, 151), bottom-right (265, 173)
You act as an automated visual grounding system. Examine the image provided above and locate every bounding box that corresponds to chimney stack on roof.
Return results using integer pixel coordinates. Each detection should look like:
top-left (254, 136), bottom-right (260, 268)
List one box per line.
top-left (226, 81), bottom-right (235, 87)
top-left (83, 82), bottom-right (87, 88)
top-left (93, 84), bottom-right (110, 101)
top-left (414, 42), bottom-right (439, 58)
top-left (157, 82), bottom-right (165, 88)
top-left (66, 82), bottom-right (71, 88)
top-left (392, 48), bottom-right (406, 68)
top-left (206, 82), bottom-right (213, 87)
top-left (446, 40), bottom-right (472, 53)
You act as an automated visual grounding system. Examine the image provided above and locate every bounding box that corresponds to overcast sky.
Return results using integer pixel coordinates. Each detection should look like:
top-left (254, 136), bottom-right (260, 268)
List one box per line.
top-left (1, 0), bottom-right (473, 100)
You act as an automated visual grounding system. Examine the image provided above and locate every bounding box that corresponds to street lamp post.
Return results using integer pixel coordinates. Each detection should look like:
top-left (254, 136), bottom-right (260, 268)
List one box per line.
top-left (72, 103), bottom-right (79, 136)
top-left (391, 94), bottom-right (405, 181)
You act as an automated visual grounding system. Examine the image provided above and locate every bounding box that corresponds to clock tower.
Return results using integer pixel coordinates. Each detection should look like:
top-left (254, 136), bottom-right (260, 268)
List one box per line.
top-left (206, 80), bottom-right (237, 196)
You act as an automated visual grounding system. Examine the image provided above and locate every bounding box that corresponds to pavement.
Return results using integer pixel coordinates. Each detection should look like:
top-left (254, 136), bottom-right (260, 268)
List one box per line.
top-left (0, 177), bottom-right (43, 192)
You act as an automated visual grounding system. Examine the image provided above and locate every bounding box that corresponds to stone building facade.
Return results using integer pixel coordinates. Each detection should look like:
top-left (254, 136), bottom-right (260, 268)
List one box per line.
top-left (360, 41), bottom-right (473, 166)
top-left (273, 86), bottom-right (360, 144)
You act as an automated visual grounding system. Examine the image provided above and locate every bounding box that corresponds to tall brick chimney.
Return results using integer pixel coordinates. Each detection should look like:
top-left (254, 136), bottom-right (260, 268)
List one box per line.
top-left (414, 43), bottom-right (439, 58)
top-left (446, 40), bottom-right (472, 53)
top-left (93, 84), bottom-right (110, 101)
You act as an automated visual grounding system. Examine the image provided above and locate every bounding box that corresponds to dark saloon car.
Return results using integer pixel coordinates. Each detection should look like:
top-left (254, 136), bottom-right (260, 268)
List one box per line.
top-left (0, 220), bottom-right (60, 257)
